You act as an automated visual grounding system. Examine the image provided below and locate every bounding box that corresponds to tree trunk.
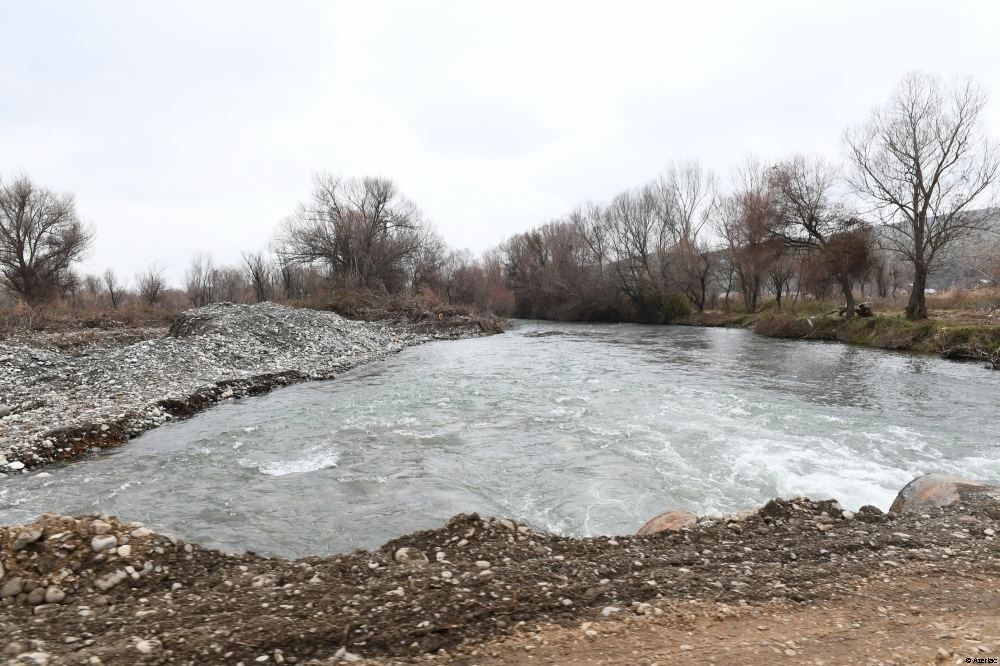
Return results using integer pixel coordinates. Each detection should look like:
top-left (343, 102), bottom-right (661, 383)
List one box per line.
top-left (906, 264), bottom-right (928, 320)
top-left (840, 277), bottom-right (855, 319)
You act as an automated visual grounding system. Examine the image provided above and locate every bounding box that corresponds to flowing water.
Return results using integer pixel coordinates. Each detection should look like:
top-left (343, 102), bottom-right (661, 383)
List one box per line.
top-left (2, 321), bottom-right (999, 557)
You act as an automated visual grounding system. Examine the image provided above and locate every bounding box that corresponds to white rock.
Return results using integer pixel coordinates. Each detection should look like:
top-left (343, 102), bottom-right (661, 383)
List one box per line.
top-left (95, 570), bottom-right (128, 591)
top-left (333, 647), bottom-right (362, 663)
top-left (91, 535), bottom-right (119, 553)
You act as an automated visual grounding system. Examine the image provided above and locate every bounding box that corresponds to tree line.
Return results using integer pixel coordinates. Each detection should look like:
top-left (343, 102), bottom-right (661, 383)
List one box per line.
top-left (499, 73), bottom-right (999, 322)
top-left (1, 72), bottom-right (997, 321)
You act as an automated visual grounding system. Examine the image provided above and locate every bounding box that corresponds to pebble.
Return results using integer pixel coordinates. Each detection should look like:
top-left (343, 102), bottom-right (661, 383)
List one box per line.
top-left (333, 647), bottom-right (362, 663)
top-left (95, 570), bottom-right (128, 592)
top-left (2, 577), bottom-right (24, 598)
top-left (91, 535), bottom-right (119, 553)
top-left (91, 521), bottom-right (113, 535)
top-left (393, 547), bottom-right (429, 565)
top-left (12, 528), bottom-right (43, 550)
top-left (44, 586), bottom-right (66, 604)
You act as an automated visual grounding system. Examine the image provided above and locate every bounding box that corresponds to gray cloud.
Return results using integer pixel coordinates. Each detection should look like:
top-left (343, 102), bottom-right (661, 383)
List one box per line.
top-left (1, 0), bottom-right (998, 283)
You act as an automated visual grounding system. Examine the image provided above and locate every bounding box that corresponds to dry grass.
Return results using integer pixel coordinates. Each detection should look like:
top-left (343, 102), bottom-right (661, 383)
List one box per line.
top-left (0, 302), bottom-right (181, 339)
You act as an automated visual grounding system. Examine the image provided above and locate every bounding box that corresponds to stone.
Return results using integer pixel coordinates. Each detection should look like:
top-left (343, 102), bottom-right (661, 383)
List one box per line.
top-left (44, 586), bottom-right (66, 604)
top-left (12, 529), bottom-right (43, 550)
top-left (889, 473), bottom-right (1000, 514)
top-left (95, 570), bottom-right (128, 592)
top-left (333, 647), bottom-right (362, 663)
top-left (116, 545), bottom-right (132, 557)
top-left (27, 587), bottom-right (47, 605)
top-left (2, 577), bottom-right (24, 598)
top-left (474, 560), bottom-right (491, 569)
top-left (636, 510), bottom-right (698, 535)
top-left (393, 547), bottom-right (429, 566)
top-left (0, 404), bottom-right (10, 418)
top-left (90, 520), bottom-right (113, 535)
top-left (91, 535), bottom-right (119, 553)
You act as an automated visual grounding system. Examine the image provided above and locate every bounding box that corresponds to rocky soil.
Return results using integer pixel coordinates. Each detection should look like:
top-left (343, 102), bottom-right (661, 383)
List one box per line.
top-left (1, 493), bottom-right (999, 665)
top-left (0, 302), bottom-right (491, 474)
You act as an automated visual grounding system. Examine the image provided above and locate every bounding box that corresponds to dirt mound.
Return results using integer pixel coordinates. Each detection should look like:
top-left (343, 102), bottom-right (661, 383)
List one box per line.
top-left (3, 496), bottom-right (999, 664)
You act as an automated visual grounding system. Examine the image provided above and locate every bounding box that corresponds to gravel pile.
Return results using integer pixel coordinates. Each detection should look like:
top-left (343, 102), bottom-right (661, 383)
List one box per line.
top-left (0, 302), bottom-right (482, 474)
top-left (1, 497), bottom-right (999, 664)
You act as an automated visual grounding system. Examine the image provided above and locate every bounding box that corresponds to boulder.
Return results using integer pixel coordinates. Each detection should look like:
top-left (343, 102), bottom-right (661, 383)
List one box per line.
top-left (636, 510), bottom-right (698, 535)
top-left (889, 473), bottom-right (1000, 514)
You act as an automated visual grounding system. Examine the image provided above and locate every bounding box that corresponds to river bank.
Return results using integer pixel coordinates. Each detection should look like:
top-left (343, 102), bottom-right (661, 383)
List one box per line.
top-left (1, 479), bottom-right (999, 665)
top-left (0, 302), bottom-right (498, 475)
top-left (684, 310), bottom-right (1000, 368)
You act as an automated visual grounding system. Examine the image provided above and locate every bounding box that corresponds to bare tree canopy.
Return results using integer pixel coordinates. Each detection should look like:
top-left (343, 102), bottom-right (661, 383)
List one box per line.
top-left (242, 250), bottom-right (273, 303)
top-left (770, 155), bottom-right (875, 317)
top-left (0, 173), bottom-right (94, 305)
top-left (846, 72), bottom-right (1000, 319)
top-left (657, 160), bottom-right (717, 248)
top-left (135, 263), bottom-right (167, 305)
top-left (279, 175), bottom-right (433, 292)
top-left (102, 268), bottom-right (124, 308)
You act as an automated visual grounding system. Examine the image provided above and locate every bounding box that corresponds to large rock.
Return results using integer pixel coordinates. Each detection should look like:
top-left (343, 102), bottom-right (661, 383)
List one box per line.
top-left (636, 510), bottom-right (698, 535)
top-left (889, 473), bottom-right (1000, 514)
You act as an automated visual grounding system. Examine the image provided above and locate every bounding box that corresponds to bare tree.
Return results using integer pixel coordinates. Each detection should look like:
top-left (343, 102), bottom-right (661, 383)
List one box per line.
top-left (241, 250), bottom-right (272, 303)
top-left (657, 160), bottom-right (717, 247)
top-left (214, 266), bottom-right (249, 303)
top-left (767, 253), bottom-right (797, 310)
top-left (606, 185), bottom-right (662, 309)
top-left (676, 242), bottom-right (717, 312)
top-left (846, 72), bottom-right (1000, 320)
top-left (103, 268), bottom-right (124, 308)
top-left (83, 273), bottom-right (101, 298)
top-left (714, 160), bottom-right (779, 314)
top-left (186, 252), bottom-right (216, 306)
top-left (135, 263), bottom-right (167, 305)
top-left (770, 155), bottom-right (876, 317)
top-left (0, 174), bottom-right (94, 304)
top-left (279, 175), bottom-right (429, 292)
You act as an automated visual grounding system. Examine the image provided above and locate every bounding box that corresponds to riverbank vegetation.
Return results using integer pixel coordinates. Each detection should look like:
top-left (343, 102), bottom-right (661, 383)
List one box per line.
top-left (2, 73), bottom-right (998, 354)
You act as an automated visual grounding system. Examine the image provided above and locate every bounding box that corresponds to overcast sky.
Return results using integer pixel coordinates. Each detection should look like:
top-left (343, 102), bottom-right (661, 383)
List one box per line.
top-left (2, 1), bottom-right (999, 283)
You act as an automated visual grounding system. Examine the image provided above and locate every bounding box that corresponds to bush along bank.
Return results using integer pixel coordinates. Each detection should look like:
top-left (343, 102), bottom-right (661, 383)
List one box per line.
top-left (752, 313), bottom-right (1000, 368)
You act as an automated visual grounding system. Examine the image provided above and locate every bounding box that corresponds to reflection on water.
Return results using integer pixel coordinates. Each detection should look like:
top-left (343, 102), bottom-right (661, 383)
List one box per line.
top-left (2, 320), bottom-right (998, 557)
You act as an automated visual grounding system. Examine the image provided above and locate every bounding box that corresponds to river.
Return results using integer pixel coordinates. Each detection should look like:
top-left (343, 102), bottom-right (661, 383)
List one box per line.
top-left (2, 321), bottom-right (998, 557)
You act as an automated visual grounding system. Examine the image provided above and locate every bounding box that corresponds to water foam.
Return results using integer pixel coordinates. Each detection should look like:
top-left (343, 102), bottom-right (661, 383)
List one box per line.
top-left (254, 445), bottom-right (340, 477)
